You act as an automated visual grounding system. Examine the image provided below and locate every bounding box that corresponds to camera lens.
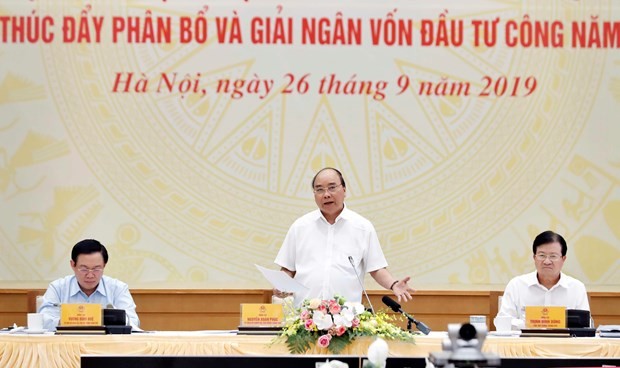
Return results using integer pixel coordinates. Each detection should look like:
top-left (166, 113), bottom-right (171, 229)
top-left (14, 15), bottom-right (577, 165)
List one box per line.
top-left (459, 323), bottom-right (477, 341)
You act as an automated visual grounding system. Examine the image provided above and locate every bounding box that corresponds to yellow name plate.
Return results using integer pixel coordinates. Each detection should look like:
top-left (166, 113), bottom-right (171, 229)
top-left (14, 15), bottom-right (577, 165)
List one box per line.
top-left (240, 303), bottom-right (283, 327)
top-left (60, 303), bottom-right (103, 326)
top-left (525, 306), bottom-right (566, 328)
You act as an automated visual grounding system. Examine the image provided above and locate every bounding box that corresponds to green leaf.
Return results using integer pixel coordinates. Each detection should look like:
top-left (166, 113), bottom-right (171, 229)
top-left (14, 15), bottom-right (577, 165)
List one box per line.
top-left (327, 336), bottom-right (349, 354)
top-left (286, 332), bottom-right (315, 354)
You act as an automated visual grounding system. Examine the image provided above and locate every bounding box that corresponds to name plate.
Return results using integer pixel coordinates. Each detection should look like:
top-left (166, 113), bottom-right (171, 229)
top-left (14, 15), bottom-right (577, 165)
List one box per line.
top-left (525, 306), bottom-right (566, 328)
top-left (240, 303), bottom-right (283, 327)
top-left (60, 303), bottom-right (103, 326)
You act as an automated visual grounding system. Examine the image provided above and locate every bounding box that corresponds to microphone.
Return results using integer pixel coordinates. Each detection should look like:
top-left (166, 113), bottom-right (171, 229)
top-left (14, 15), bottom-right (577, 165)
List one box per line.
top-left (382, 295), bottom-right (431, 335)
top-left (348, 256), bottom-right (375, 314)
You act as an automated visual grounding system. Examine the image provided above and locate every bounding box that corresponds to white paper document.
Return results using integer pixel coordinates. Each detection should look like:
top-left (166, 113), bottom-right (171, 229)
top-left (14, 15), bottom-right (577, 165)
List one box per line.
top-left (255, 264), bottom-right (308, 293)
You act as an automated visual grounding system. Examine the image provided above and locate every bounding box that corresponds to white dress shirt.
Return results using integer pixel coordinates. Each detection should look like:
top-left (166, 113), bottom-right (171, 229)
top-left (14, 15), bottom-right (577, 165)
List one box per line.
top-left (275, 206), bottom-right (388, 305)
top-left (38, 275), bottom-right (140, 331)
top-left (497, 271), bottom-right (590, 325)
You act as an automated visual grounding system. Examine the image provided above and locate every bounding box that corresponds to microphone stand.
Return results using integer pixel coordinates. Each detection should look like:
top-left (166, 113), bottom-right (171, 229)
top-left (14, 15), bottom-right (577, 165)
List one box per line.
top-left (348, 256), bottom-right (375, 314)
top-left (382, 296), bottom-right (431, 335)
top-left (404, 313), bottom-right (428, 334)
top-left (409, 316), bottom-right (431, 335)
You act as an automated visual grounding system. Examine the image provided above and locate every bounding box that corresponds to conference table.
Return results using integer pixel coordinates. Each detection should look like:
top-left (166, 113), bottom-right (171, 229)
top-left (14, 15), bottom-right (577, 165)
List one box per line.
top-left (0, 331), bottom-right (618, 368)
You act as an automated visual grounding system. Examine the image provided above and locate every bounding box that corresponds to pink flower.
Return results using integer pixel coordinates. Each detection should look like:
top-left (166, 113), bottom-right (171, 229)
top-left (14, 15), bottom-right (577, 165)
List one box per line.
top-left (351, 318), bottom-right (360, 328)
top-left (336, 325), bottom-right (347, 336)
top-left (304, 319), bottom-right (315, 331)
top-left (317, 334), bottom-right (332, 348)
top-left (329, 303), bottom-right (342, 315)
top-left (301, 310), bottom-right (311, 320)
top-left (318, 304), bottom-right (327, 313)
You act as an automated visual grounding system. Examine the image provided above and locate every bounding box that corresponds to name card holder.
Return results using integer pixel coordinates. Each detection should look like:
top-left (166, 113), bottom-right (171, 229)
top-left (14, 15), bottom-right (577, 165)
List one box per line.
top-left (57, 303), bottom-right (106, 335)
top-left (60, 303), bottom-right (103, 327)
top-left (525, 306), bottom-right (566, 328)
top-left (238, 303), bottom-right (283, 335)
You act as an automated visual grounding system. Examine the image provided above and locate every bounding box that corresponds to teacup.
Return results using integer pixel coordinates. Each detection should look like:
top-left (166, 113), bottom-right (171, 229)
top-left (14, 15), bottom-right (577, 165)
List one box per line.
top-left (27, 313), bottom-right (44, 330)
top-left (493, 315), bottom-right (512, 332)
top-left (469, 315), bottom-right (487, 331)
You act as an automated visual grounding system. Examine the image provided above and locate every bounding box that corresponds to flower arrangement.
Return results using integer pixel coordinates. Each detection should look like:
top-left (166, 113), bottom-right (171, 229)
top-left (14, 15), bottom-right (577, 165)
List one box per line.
top-left (276, 295), bottom-right (416, 354)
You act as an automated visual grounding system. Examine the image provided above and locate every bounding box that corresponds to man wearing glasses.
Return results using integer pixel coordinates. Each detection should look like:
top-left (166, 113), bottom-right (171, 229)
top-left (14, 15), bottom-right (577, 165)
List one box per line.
top-left (274, 167), bottom-right (414, 306)
top-left (38, 239), bottom-right (140, 331)
top-left (496, 230), bottom-right (589, 327)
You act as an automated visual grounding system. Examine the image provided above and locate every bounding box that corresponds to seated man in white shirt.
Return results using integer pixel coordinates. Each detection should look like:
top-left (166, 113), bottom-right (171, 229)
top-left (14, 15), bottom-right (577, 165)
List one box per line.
top-left (496, 230), bottom-right (589, 329)
top-left (38, 239), bottom-right (140, 331)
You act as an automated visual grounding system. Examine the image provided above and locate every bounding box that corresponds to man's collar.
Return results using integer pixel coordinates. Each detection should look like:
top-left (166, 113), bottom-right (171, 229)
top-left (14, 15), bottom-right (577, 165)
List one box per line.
top-left (316, 204), bottom-right (349, 223)
top-left (527, 271), bottom-right (567, 288)
top-left (556, 272), bottom-right (570, 287)
top-left (69, 275), bottom-right (106, 297)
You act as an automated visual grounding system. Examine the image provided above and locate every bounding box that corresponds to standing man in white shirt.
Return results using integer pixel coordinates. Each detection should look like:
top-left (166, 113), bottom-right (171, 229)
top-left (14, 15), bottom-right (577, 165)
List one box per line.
top-left (496, 230), bottom-right (590, 328)
top-left (274, 167), bottom-right (414, 306)
top-left (38, 239), bottom-right (140, 331)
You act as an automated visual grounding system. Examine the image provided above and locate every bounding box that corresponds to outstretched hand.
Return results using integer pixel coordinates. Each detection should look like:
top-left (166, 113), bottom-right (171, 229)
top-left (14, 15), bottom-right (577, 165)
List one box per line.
top-left (273, 288), bottom-right (294, 299)
top-left (392, 276), bottom-right (415, 303)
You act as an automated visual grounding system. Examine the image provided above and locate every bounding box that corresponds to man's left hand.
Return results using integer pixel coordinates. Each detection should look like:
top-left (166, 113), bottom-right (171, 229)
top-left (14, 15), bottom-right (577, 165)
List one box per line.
top-left (392, 276), bottom-right (415, 302)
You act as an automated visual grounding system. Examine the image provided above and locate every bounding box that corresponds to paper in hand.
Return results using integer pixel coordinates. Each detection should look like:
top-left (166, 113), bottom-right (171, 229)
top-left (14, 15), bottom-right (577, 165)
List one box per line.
top-left (255, 264), bottom-right (308, 293)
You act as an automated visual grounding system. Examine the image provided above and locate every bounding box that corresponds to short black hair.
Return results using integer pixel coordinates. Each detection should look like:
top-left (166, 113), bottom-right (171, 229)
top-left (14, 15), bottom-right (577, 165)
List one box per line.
top-left (311, 167), bottom-right (346, 189)
top-left (71, 239), bottom-right (109, 264)
top-left (532, 230), bottom-right (567, 256)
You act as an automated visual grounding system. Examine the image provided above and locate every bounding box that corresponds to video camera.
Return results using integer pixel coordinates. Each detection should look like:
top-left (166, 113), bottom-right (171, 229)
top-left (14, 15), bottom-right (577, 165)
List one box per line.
top-left (429, 323), bottom-right (501, 368)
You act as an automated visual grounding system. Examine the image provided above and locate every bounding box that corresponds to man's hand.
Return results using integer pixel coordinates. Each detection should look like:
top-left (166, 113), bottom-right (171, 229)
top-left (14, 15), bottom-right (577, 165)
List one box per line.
top-left (272, 289), bottom-right (294, 299)
top-left (392, 276), bottom-right (415, 302)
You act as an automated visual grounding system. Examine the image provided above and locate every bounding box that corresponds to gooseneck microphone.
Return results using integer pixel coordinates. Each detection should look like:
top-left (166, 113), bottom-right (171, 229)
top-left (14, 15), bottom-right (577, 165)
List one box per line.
top-left (382, 295), bottom-right (431, 335)
top-left (348, 256), bottom-right (375, 314)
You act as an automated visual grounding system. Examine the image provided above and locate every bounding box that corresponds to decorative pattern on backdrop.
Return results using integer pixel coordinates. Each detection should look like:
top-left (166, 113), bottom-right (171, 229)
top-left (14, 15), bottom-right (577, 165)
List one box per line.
top-left (0, 0), bottom-right (618, 289)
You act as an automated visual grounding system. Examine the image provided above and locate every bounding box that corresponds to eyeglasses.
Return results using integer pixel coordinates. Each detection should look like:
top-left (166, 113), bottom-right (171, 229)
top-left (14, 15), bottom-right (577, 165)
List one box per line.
top-left (313, 184), bottom-right (342, 195)
top-left (77, 266), bottom-right (104, 274)
top-left (535, 253), bottom-right (562, 261)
